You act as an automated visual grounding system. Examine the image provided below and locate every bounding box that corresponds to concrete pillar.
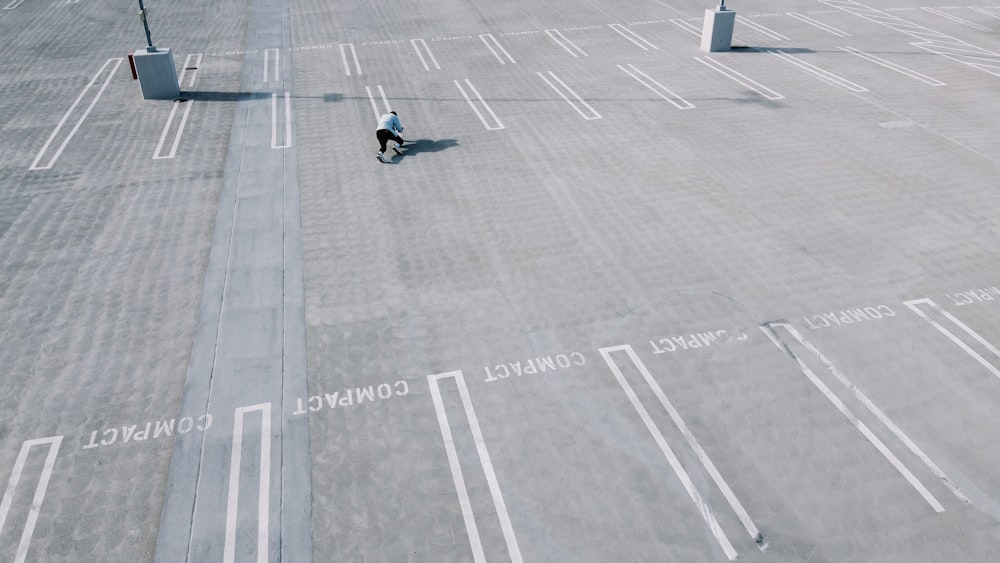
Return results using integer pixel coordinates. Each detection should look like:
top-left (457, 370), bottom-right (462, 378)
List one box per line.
top-left (701, 7), bottom-right (736, 52)
top-left (133, 48), bottom-right (180, 100)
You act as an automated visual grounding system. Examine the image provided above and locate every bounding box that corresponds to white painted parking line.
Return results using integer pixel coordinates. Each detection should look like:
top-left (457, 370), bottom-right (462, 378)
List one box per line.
top-left (411, 38), bottom-right (441, 70)
top-left (428, 371), bottom-right (523, 563)
top-left (617, 64), bottom-right (694, 109)
top-left (479, 33), bottom-right (516, 64)
top-left (904, 298), bottom-right (1000, 379)
top-left (608, 24), bottom-right (659, 50)
top-left (786, 12), bottom-right (851, 36)
top-left (967, 6), bottom-right (1000, 19)
top-left (768, 323), bottom-right (970, 504)
top-left (3, 0), bottom-right (26, 10)
top-left (153, 54), bottom-right (202, 160)
top-left (922, 7), bottom-right (991, 31)
top-left (0, 437), bottom-right (62, 563)
top-left (263, 48), bottom-right (280, 83)
top-left (545, 29), bottom-right (588, 57)
top-left (453, 79), bottom-right (505, 130)
top-left (271, 92), bottom-right (292, 149)
top-left (765, 48), bottom-right (869, 92)
top-left (339, 43), bottom-right (362, 76)
top-left (822, 0), bottom-right (1000, 78)
top-left (599, 347), bottom-right (740, 560)
top-left (223, 404), bottom-right (272, 563)
top-left (839, 46), bottom-right (946, 85)
top-left (670, 18), bottom-right (703, 37)
top-left (29, 57), bottom-right (123, 171)
top-left (364, 84), bottom-right (391, 120)
top-left (694, 56), bottom-right (785, 100)
top-left (738, 16), bottom-right (790, 41)
top-left (177, 53), bottom-right (203, 90)
top-left (760, 325), bottom-right (946, 513)
top-left (536, 71), bottom-right (601, 120)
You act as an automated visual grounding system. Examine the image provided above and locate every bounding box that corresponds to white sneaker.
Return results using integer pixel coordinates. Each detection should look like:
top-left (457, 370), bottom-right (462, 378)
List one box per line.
top-left (377, 152), bottom-right (387, 163)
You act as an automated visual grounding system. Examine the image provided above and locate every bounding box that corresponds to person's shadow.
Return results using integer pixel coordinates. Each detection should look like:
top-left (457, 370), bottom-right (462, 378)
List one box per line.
top-left (393, 138), bottom-right (459, 159)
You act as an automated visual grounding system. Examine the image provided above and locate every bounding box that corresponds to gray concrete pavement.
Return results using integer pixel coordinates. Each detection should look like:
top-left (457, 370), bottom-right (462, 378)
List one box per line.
top-left (2, 0), bottom-right (1000, 560)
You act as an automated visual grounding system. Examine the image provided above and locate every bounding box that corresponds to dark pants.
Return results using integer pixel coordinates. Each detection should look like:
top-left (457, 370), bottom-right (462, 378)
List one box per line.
top-left (376, 129), bottom-right (403, 152)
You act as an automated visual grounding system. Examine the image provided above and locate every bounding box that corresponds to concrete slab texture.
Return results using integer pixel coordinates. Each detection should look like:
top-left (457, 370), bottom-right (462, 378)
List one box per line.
top-left (2, 0), bottom-right (1000, 560)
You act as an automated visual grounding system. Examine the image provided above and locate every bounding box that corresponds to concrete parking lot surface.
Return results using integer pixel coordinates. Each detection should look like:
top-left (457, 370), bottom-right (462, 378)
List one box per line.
top-left (2, 0), bottom-right (1000, 560)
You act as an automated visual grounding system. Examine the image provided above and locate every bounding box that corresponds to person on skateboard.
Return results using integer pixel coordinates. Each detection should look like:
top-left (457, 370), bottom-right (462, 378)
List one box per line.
top-left (376, 111), bottom-right (405, 163)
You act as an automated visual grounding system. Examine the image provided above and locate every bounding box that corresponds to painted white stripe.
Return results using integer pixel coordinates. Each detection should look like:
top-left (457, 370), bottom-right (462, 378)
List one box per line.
top-left (738, 16), bottom-right (791, 40)
top-left (766, 49), bottom-right (869, 91)
top-left (670, 18), bottom-right (704, 37)
top-left (536, 71), bottom-right (602, 120)
top-left (223, 403), bottom-right (272, 563)
top-left (176, 53), bottom-right (203, 89)
top-left (411, 38), bottom-right (441, 70)
top-left (761, 325), bottom-right (945, 513)
top-left (545, 29), bottom-right (589, 57)
top-left (612, 345), bottom-right (767, 551)
top-left (428, 371), bottom-right (523, 563)
top-left (967, 6), bottom-right (1000, 19)
top-left (600, 347), bottom-right (738, 560)
top-left (270, 92), bottom-right (292, 149)
top-left (30, 58), bottom-right (123, 171)
top-left (839, 46), bottom-right (946, 85)
top-left (772, 322), bottom-right (970, 504)
top-left (904, 298), bottom-right (1000, 379)
top-left (339, 43), bottom-right (361, 76)
top-left (922, 7), bottom-right (991, 31)
top-left (786, 12), bottom-right (851, 36)
top-left (454, 79), bottom-right (505, 130)
top-left (0, 437), bottom-right (63, 563)
top-left (263, 48), bottom-right (280, 83)
top-left (608, 23), bottom-right (659, 50)
top-left (364, 85), bottom-right (391, 121)
top-left (153, 100), bottom-right (195, 159)
top-left (618, 64), bottom-right (694, 109)
top-left (3, 0), bottom-right (26, 10)
top-left (479, 34), bottom-right (516, 64)
top-left (695, 56), bottom-right (785, 99)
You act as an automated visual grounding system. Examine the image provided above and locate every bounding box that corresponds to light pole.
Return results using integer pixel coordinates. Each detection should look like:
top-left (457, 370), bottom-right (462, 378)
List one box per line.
top-left (138, 0), bottom-right (155, 52)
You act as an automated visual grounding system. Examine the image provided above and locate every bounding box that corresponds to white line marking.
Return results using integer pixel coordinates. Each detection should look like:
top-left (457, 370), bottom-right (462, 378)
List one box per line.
top-left (599, 347), bottom-right (738, 560)
top-left (339, 43), bottom-right (361, 76)
top-left (479, 34), bottom-right (516, 64)
top-left (454, 79), bottom-right (505, 130)
top-left (765, 48), bottom-right (869, 91)
top-left (428, 371), bottom-right (523, 563)
top-left (223, 403), bottom-right (272, 563)
top-left (839, 46), bottom-right (946, 85)
top-left (30, 58), bottom-right (123, 171)
top-left (904, 298), bottom-right (1000, 379)
top-left (0, 437), bottom-right (63, 563)
top-left (771, 322), bottom-right (970, 504)
top-left (967, 6), bottom-right (1000, 19)
top-left (410, 38), bottom-right (441, 70)
top-left (153, 100), bottom-right (195, 159)
top-left (670, 18), bottom-right (704, 37)
top-left (617, 64), bottom-right (694, 109)
top-left (738, 16), bottom-right (791, 40)
top-left (3, 0), bottom-right (26, 10)
top-left (364, 85), bottom-right (391, 120)
top-left (922, 7), bottom-right (991, 30)
top-left (263, 48), bottom-right (280, 83)
top-left (786, 12), bottom-right (851, 36)
top-left (271, 92), bottom-right (292, 149)
top-left (760, 325), bottom-right (946, 513)
top-left (694, 56), bottom-right (786, 99)
top-left (608, 23), bottom-right (659, 50)
top-left (605, 345), bottom-right (766, 552)
top-left (176, 53), bottom-right (203, 89)
top-left (536, 71), bottom-right (602, 120)
top-left (545, 29), bottom-right (589, 57)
